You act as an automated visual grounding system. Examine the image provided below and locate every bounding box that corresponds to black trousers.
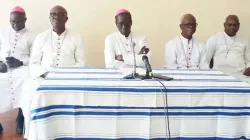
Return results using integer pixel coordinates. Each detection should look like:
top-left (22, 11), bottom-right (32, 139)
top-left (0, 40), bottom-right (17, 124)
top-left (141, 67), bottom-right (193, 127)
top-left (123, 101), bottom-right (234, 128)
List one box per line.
top-left (0, 122), bottom-right (2, 132)
top-left (17, 108), bottom-right (24, 123)
top-left (209, 58), bottom-right (214, 69)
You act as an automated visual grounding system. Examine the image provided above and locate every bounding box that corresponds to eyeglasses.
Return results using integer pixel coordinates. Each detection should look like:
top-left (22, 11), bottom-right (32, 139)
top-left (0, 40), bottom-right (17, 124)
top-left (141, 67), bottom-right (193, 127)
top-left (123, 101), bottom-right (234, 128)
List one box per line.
top-left (225, 23), bottom-right (240, 27)
top-left (182, 23), bottom-right (198, 28)
top-left (50, 13), bottom-right (67, 18)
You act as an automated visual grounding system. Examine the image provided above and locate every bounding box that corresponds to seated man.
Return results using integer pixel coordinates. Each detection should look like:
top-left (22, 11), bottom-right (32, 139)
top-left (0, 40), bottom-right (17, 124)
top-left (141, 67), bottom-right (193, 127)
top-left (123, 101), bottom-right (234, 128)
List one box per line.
top-left (206, 15), bottom-right (250, 82)
top-left (104, 9), bottom-right (150, 68)
top-left (0, 6), bottom-right (35, 134)
top-left (21, 5), bottom-right (86, 138)
top-left (164, 14), bottom-right (207, 69)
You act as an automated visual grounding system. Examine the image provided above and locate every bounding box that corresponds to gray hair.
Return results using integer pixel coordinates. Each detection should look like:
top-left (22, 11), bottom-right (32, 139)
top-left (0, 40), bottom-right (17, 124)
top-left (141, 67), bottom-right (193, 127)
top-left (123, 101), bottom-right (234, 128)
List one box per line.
top-left (180, 14), bottom-right (195, 24)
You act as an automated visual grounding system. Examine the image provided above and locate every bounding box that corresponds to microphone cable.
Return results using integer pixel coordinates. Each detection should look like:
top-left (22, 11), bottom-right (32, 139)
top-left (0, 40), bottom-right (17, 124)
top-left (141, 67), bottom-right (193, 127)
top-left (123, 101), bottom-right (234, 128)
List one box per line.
top-left (153, 77), bottom-right (171, 140)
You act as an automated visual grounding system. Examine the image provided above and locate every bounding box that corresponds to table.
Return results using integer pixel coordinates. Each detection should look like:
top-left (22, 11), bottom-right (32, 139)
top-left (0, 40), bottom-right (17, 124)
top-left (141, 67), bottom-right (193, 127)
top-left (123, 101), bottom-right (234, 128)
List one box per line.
top-left (29, 67), bottom-right (250, 140)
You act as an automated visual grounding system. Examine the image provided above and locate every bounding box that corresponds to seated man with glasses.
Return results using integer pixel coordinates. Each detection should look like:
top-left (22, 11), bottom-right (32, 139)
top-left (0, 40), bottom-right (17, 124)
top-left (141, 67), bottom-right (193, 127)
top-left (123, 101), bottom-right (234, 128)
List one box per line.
top-left (21, 5), bottom-right (86, 139)
top-left (164, 14), bottom-right (207, 69)
top-left (0, 6), bottom-right (36, 135)
top-left (205, 15), bottom-right (250, 82)
top-left (28, 5), bottom-right (86, 79)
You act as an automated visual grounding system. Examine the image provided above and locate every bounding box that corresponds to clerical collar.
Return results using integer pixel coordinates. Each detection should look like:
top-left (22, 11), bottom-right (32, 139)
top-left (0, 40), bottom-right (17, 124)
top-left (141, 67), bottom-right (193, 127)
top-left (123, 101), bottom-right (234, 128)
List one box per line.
top-left (223, 31), bottom-right (236, 39)
top-left (180, 34), bottom-right (192, 43)
top-left (118, 31), bottom-right (132, 40)
top-left (11, 27), bottom-right (26, 34)
top-left (52, 29), bottom-right (67, 36)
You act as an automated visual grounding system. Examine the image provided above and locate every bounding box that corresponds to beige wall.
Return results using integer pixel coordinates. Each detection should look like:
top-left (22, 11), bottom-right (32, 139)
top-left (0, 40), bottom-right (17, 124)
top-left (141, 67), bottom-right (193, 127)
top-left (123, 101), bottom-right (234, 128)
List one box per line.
top-left (1, 0), bottom-right (250, 68)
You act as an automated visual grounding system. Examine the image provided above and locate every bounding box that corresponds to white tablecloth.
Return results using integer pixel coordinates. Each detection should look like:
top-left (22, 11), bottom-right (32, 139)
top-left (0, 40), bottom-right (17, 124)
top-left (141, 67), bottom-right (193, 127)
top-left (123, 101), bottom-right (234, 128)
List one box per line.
top-left (29, 67), bottom-right (250, 140)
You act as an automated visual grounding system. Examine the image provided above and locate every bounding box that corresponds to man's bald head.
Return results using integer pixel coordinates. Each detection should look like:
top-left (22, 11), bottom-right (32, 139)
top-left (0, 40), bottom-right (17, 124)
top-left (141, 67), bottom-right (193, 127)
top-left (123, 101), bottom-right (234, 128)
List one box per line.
top-left (225, 15), bottom-right (239, 23)
top-left (49, 5), bottom-right (68, 34)
top-left (224, 15), bottom-right (240, 37)
top-left (179, 14), bottom-right (197, 40)
top-left (50, 5), bottom-right (67, 16)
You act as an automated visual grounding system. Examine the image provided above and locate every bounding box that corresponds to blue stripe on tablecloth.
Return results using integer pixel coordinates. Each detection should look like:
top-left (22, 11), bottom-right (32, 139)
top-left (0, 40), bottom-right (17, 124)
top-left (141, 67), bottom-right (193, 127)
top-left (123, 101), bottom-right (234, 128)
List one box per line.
top-left (44, 78), bottom-right (241, 82)
top-left (55, 137), bottom-right (248, 140)
top-left (52, 67), bottom-right (217, 71)
top-left (39, 85), bottom-right (250, 89)
top-left (51, 67), bottom-right (116, 69)
top-left (49, 71), bottom-right (122, 74)
top-left (36, 87), bottom-right (250, 93)
top-left (31, 105), bottom-right (250, 114)
top-left (31, 111), bottom-right (250, 120)
top-left (49, 71), bottom-right (226, 76)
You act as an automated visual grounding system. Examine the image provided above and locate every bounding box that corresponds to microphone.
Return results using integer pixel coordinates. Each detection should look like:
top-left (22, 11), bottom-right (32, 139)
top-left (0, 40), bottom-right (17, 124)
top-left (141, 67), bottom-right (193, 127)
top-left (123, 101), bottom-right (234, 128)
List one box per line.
top-left (142, 55), bottom-right (152, 76)
top-left (141, 55), bottom-right (173, 81)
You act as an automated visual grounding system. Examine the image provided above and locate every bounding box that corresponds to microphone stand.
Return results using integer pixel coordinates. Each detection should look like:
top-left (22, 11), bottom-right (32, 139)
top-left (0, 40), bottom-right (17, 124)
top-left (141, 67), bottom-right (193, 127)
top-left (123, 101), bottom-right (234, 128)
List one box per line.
top-left (141, 56), bottom-right (173, 81)
top-left (123, 42), bottom-right (142, 79)
top-left (141, 69), bottom-right (152, 80)
top-left (142, 70), bottom-right (173, 81)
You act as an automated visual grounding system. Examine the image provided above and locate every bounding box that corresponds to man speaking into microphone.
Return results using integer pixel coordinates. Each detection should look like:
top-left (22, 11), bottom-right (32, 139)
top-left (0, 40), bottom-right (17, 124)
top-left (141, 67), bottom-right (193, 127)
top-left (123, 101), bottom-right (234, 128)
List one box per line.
top-left (104, 9), bottom-right (151, 68)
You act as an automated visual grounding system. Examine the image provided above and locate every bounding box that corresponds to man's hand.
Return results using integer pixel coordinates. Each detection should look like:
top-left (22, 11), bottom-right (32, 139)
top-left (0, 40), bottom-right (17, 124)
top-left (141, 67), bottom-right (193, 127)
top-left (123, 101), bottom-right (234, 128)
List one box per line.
top-left (0, 61), bottom-right (7, 73)
top-left (243, 67), bottom-right (250, 76)
top-left (6, 57), bottom-right (23, 68)
top-left (40, 72), bottom-right (49, 78)
top-left (139, 46), bottom-right (150, 54)
top-left (115, 55), bottom-right (124, 61)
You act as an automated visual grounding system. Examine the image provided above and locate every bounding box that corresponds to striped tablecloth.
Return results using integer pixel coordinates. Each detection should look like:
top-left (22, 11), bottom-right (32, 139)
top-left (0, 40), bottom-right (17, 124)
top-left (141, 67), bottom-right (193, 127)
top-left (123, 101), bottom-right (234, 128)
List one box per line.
top-left (29, 67), bottom-right (250, 140)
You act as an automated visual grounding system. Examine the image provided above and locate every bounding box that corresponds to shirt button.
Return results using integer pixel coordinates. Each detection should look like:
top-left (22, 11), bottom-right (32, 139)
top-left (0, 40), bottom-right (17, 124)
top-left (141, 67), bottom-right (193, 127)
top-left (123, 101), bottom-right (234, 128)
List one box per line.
top-left (189, 48), bottom-right (190, 49)
top-left (56, 64), bottom-right (59, 66)
top-left (12, 51), bottom-right (15, 53)
top-left (57, 54), bottom-right (60, 56)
